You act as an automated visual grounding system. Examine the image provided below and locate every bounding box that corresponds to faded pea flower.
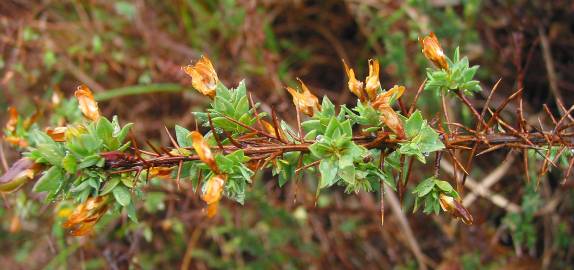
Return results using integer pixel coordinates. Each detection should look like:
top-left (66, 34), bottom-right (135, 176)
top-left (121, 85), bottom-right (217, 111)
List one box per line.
top-left (189, 131), bottom-right (219, 173)
top-left (343, 60), bottom-right (365, 101)
top-left (364, 59), bottom-right (381, 101)
top-left (372, 85), bottom-right (406, 138)
top-left (148, 167), bottom-right (173, 179)
top-left (46, 127), bottom-right (68, 142)
top-left (75, 85), bottom-right (101, 121)
top-left (63, 196), bottom-right (109, 236)
top-left (182, 56), bottom-right (219, 99)
top-left (5, 107), bottom-right (18, 132)
top-left (285, 78), bottom-right (321, 117)
top-left (201, 174), bottom-right (226, 218)
top-left (419, 32), bottom-right (449, 70)
top-left (439, 193), bottom-right (474, 225)
top-left (0, 158), bottom-right (37, 193)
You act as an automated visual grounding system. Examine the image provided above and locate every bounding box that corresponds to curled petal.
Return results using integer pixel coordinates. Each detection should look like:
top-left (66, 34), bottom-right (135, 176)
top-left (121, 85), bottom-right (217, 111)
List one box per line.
top-left (286, 79), bottom-right (321, 117)
top-left (75, 85), bottom-right (101, 121)
top-left (46, 127), bottom-right (68, 142)
top-left (439, 193), bottom-right (474, 225)
top-left (183, 56), bottom-right (219, 99)
top-left (189, 131), bottom-right (219, 172)
top-left (419, 32), bottom-right (449, 70)
top-left (342, 60), bottom-right (365, 101)
top-left (365, 59), bottom-right (381, 101)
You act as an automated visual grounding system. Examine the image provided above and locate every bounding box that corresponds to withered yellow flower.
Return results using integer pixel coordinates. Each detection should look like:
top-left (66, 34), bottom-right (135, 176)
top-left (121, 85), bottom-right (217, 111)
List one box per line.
top-left (75, 85), bottom-right (101, 121)
top-left (46, 127), bottom-right (68, 142)
top-left (63, 196), bottom-right (109, 236)
top-left (419, 32), bottom-right (449, 70)
top-left (148, 167), bottom-right (173, 179)
top-left (183, 56), bottom-right (219, 99)
top-left (364, 59), bottom-right (381, 100)
top-left (201, 174), bottom-right (226, 218)
top-left (285, 78), bottom-right (321, 117)
top-left (343, 60), bottom-right (365, 101)
top-left (189, 131), bottom-right (219, 173)
top-left (5, 107), bottom-right (18, 132)
top-left (372, 85), bottom-right (406, 138)
top-left (439, 193), bottom-right (473, 225)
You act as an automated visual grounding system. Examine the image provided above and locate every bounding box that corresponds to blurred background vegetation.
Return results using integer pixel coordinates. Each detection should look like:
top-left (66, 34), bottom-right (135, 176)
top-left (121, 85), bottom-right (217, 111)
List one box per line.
top-left (1, 0), bottom-right (573, 269)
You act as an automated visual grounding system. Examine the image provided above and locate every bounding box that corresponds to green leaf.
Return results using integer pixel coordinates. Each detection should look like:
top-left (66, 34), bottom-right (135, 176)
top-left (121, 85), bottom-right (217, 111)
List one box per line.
top-left (175, 125), bottom-right (192, 147)
top-left (37, 143), bottom-right (64, 166)
top-left (78, 154), bottom-right (103, 169)
top-left (126, 201), bottom-right (138, 222)
top-left (405, 111), bottom-right (424, 138)
top-left (61, 153), bottom-right (77, 174)
top-left (324, 118), bottom-right (339, 139)
top-left (113, 185), bottom-right (131, 206)
top-left (309, 140), bottom-right (332, 159)
top-left (318, 159), bottom-right (338, 189)
top-left (33, 166), bottom-right (63, 193)
top-left (338, 154), bottom-right (355, 184)
top-left (116, 123), bottom-right (133, 143)
top-left (413, 177), bottom-right (435, 197)
top-left (96, 117), bottom-right (114, 141)
top-left (101, 176), bottom-right (121, 195)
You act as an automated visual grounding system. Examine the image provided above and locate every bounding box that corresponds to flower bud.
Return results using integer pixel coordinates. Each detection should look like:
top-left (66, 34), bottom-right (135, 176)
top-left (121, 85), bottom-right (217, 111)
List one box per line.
top-left (183, 56), bottom-right (219, 99)
top-left (75, 85), bottom-right (101, 121)
top-left (419, 32), bottom-right (449, 70)
top-left (439, 193), bottom-right (473, 225)
top-left (285, 78), bottom-right (321, 117)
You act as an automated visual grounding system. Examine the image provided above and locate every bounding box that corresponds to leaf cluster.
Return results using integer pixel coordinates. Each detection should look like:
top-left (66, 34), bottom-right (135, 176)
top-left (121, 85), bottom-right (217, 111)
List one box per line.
top-left (25, 116), bottom-right (135, 217)
top-left (412, 176), bottom-right (458, 215)
top-left (424, 47), bottom-right (481, 95)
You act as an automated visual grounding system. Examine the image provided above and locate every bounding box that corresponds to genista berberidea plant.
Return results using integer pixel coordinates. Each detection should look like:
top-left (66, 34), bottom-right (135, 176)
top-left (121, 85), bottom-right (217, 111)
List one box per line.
top-left (2, 32), bottom-right (573, 236)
